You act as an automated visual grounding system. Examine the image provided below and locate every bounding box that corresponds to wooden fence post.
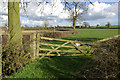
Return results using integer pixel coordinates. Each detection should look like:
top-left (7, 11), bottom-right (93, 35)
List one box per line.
top-left (36, 33), bottom-right (40, 58)
top-left (0, 28), bottom-right (2, 79)
top-left (30, 32), bottom-right (36, 59)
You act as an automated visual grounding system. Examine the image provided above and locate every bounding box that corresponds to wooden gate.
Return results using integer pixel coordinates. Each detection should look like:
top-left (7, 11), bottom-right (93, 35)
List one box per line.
top-left (30, 33), bottom-right (95, 59)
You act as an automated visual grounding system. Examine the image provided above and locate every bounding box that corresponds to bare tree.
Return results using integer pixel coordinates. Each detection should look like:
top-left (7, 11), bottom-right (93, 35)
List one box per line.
top-left (25, 24), bottom-right (28, 27)
top-left (64, 0), bottom-right (94, 31)
top-left (105, 22), bottom-right (111, 28)
top-left (83, 21), bottom-right (90, 28)
top-left (4, 23), bottom-right (7, 27)
top-left (42, 20), bottom-right (49, 29)
top-left (96, 24), bottom-right (99, 28)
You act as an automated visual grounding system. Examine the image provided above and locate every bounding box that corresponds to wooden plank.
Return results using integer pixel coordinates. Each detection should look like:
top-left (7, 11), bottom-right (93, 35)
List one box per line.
top-left (71, 42), bottom-right (82, 53)
top-left (40, 43), bottom-right (74, 48)
top-left (40, 37), bottom-right (92, 45)
top-left (51, 46), bottom-right (61, 56)
top-left (39, 54), bottom-right (57, 56)
top-left (40, 48), bottom-right (80, 53)
top-left (71, 42), bottom-right (89, 55)
top-left (62, 54), bottom-right (91, 56)
top-left (39, 54), bottom-right (91, 56)
top-left (39, 41), bottom-right (70, 59)
top-left (40, 43), bottom-right (92, 50)
top-left (40, 37), bottom-right (69, 42)
top-left (93, 34), bottom-right (120, 43)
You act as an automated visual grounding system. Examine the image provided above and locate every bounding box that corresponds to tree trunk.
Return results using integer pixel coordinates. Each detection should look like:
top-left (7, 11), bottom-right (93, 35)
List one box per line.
top-left (73, 18), bottom-right (76, 32)
top-left (8, 0), bottom-right (22, 46)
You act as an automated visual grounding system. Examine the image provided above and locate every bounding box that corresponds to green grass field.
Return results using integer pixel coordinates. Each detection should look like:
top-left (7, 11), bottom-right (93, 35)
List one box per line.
top-left (63, 29), bottom-right (119, 42)
top-left (6, 29), bottom-right (119, 78)
top-left (100, 25), bottom-right (120, 28)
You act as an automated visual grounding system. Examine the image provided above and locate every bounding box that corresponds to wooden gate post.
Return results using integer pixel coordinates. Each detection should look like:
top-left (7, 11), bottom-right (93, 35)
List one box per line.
top-left (36, 33), bottom-right (40, 58)
top-left (0, 28), bottom-right (2, 79)
top-left (30, 32), bottom-right (36, 59)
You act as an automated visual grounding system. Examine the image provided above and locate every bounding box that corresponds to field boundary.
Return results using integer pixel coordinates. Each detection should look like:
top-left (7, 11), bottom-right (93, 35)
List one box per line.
top-left (94, 34), bottom-right (120, 43)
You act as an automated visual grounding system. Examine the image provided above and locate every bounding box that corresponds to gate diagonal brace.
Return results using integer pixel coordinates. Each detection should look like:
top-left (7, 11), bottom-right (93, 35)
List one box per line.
top-left (40, 41), bottom-right (70, 59)
top-left (71, 42), bottom-right (87, 56)
top-left (51, 46), bottom-right (61, 56)
top-left (71, 42), bottom-right (94, 56)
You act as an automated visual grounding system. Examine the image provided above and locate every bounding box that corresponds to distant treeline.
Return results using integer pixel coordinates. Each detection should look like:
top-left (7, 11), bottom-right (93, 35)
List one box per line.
top-left (1, 25), bottom-right (120, 31)
top-left (21, 26), bottom-right (73, 30)
top-left (22, 25), bottom-right (120, 30)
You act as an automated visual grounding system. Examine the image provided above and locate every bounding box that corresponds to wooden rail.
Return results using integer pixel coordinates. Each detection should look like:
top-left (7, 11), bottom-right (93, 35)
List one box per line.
top-left (40, 37), bottom-right (92, 45)
top-left (39, 54), bottom-right (90, 56)
top-left (94, 34), bottom-right (120, 43)
top-left (30, 33), bottom-right (95, 59)
top-left (39, 48), bottom-right (80, 53)
top-left (40, 43), bottom-right (74, 48)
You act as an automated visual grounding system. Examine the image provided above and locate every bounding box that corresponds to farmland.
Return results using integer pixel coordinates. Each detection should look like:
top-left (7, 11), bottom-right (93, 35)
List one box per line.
top-left (100, 25), bottom-right (120, 28)
top-left (2, 0), bottom-right (120, 79)
top-left (5, 28), bottom-right (119, 78)
top-left (63, 29), bottom-right (119, 42)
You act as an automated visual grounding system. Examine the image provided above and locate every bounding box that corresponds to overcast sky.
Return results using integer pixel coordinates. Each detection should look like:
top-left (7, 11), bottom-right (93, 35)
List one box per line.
top-left (0, 0), bottom-right (120, 27)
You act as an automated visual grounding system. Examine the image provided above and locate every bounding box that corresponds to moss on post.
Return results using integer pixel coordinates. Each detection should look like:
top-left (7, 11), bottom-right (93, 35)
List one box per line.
top-left (30, 33), bottom-right (36, 59)
top-left (36, 33), bottom-right (40, 58)
top-left (8, 0), bottom-right (22, 46)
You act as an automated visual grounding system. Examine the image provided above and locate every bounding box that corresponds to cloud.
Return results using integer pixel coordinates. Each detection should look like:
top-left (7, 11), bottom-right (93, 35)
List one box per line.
top-left (83, 1), bottom-right (118, 21)
top-left (0, 2), bottom-right (8, 26)
top-left (19, 0), bottom-right (71, 26)
top-left (0, 15), bottom-right (8, 26)
top-left (0, 2), bottom-right (8, 15)
top-left (20, 0), bottom-right (70, 20)
top-left (0, 0), bottom-right (70, 26)
top-left (0, 1), bottom-right (119, 27)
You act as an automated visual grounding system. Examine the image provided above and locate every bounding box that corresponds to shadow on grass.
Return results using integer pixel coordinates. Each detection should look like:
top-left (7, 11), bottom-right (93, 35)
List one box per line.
top-left (33, 56), bottom-right (93, 78)
top-left (8, 56), bottom-right (94, 78)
